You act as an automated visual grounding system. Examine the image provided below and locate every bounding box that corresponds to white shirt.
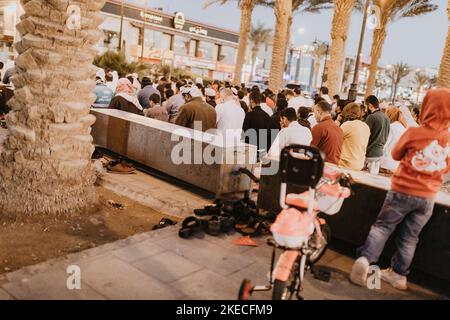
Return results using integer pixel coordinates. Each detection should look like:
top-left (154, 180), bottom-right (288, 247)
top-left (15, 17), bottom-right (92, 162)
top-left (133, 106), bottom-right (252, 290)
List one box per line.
top-left (399, 106), bottom-right (419, 128)
top-left (322, 94), bottom-right (332, 104)
top-left (261, 103), bottom-right (274, 116)
top-left (268, 121), bottom-right (312, 158)
top-left (381, 121), bottom-right (407, 171)
top-left (288, 95), bottom-right (308, 112)
top-left (308, 115), bottom-right (318, 128)
top-left (215, 100), bottom-right (246, 145)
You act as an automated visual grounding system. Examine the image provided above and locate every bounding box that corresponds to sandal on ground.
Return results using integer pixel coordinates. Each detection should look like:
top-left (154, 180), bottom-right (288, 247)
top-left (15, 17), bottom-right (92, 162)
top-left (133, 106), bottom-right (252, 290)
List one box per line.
top-left (153, 218), bottom-right (177, 230)
top-left (194, 204), bottom-right (222, 217)
top-left (178, 217), bottom-right (203, 239)
top-left (203, 215), bottom-right (221, 236)
top-left (219, 213), bottom-right (236, 233)
top-left (239, 220), bottom-right (271, 238)
top-left (107, 159), bottom-right (136, 174)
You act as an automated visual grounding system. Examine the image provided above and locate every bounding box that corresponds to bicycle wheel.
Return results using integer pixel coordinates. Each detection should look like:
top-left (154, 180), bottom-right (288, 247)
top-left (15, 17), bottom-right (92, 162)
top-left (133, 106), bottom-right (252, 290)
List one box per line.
top-left (272, 258), bottom-right (300, 300)
top-left (308, 223), bottom-right (331, 264)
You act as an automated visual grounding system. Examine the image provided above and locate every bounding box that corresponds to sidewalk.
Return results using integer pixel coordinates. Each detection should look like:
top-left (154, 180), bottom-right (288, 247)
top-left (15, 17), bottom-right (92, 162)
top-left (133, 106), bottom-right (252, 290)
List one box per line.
top-left (0, 225), bottom-right (442, 300)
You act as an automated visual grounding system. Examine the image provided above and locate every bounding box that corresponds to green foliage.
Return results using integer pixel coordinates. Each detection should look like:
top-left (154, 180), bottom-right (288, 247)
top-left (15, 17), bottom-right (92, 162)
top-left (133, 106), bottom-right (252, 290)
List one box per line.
top-left (93, 51), bottom-right (150, 78)
top-left (249, 22), bottom-right (272, 50)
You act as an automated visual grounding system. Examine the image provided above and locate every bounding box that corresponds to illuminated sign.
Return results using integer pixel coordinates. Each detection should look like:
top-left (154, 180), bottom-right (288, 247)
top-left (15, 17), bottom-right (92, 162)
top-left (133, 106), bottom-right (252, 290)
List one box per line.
top-left (189, 26), bottom-right (208, 36)
top-left (174, 12), bottom-right (185, 30)
top-left (140, 11), bottom-right (163, 24)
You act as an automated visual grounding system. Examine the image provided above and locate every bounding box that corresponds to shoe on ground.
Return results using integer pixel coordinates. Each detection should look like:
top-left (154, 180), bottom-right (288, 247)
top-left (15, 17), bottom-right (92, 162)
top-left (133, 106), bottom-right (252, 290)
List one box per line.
top-left (350, 257), bottom-right (370, 287)
top-left (381, 268), bottom-right (408, 291)
top-left (107, 161), bottom-right (136, 174)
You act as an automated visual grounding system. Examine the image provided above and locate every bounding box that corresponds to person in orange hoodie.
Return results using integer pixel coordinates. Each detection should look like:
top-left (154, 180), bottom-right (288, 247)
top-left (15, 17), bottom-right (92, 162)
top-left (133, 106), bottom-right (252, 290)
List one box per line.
top-left (350, 88), bottom-right (450, 291)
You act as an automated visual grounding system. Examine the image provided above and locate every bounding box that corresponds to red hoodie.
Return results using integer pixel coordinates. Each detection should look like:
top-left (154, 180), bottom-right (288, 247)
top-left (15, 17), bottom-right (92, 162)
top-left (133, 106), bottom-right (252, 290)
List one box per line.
top-left (391, 88), bottom-right (450, 199)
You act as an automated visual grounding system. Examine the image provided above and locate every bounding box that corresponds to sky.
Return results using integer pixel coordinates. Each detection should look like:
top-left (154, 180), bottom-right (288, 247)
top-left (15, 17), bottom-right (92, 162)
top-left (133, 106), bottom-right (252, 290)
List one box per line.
top-left (127, 0), bottom-right (448, 69)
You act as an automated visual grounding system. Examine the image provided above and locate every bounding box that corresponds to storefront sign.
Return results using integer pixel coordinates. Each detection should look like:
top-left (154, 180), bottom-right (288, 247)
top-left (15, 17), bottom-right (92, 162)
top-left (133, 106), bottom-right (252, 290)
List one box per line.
top-left (174, 55), bottom-right (216, 70)
top-left (140, 11), bottom-right (163, 24)
top-left (189, 26), bottom-right (208, 36)
top-left (174, 12), bottom-right (186, 30)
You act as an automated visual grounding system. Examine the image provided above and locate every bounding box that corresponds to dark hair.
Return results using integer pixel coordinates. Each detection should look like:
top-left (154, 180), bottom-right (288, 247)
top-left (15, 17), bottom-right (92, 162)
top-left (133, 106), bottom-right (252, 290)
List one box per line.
top-left (164, 83), bottom-right (172, 90)
top-left (176, 81), bottom-right (185, 90)
top-left (412, 107), bottom-right (420, 119)
top-left (165, 89), bottom-right (174, 99)
top-left (149, 93), bottom-right (161, 105)
top-left (316, 100), bottom-right (332, 113)
top-left (298, 107), bottom-right (310, 120)
top-left (249, 91), bottom-right (262, 105)
top-left (0, 62), bottom-right (4, 69)
top-left (338, 99), bottom-right (348, 109)
top-left (280, 108), bottom-right (297, 122)
top-left (314, 95), bottom-right (326, 105)
top-left (320, 86), bottom-right (329, 95)
top-left (365, 95), bottom-right (380, 109)
top-left (160, 77), bottom-right (167, 82)
top-left (251, 85), bottom-right (260, 93)
top-left (141, 77), bottom-right (152, 88)
top-left (293, 87), bottom-right (301, 95)
top-left (333, 95), bottom-right (340, 101)
top-left (238, 90), bottom-right (246, 100)
top-left (276, 98), bottom-right (288, 112)
top-left (127, 76), bottom-right (134, 84)
top-left (105, 74), bottom-right (113, 82)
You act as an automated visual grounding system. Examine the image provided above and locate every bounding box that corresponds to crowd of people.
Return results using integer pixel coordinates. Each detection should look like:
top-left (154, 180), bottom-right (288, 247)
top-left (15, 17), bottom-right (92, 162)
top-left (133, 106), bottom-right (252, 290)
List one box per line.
top-left (94, 69), bottom-right (436, 176)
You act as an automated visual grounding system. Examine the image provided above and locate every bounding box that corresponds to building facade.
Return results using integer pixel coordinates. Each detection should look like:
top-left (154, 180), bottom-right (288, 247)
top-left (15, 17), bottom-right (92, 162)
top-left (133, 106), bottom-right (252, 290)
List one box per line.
top-left (0, 0), bottom-right (240, 81)
top-left (99, 0), bottom-right (239, 80)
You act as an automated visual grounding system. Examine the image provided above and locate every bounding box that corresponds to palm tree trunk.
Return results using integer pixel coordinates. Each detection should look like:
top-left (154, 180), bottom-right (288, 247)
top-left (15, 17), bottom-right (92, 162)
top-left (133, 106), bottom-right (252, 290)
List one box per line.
top-left (269, 0), bottom-right (292, 92)
top-left (325, 0), bottom-right (356, 96)
top-left (249, 48), bottom-right (259, 82)
top-left (313, 59), bottom-right (321, 89)
top-left (366, 25), bottom-right (387, 97)
top-left (437, 0), bottom-right (450, 88)
top-left (234, 0), bottom-right (255, 86)
top-left (0, 0), bottom-right (106, 217)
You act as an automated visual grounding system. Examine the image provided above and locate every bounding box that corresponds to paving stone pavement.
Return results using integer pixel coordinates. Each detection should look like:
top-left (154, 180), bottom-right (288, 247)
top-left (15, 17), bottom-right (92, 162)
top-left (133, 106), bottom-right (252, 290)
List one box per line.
top-left (0, 226), bottom-right (444, 300)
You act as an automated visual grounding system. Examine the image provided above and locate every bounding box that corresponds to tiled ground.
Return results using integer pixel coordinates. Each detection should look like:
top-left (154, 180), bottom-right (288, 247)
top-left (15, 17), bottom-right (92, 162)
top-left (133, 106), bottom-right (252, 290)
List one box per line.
top-left (0, 227), bottom-right (443, 300)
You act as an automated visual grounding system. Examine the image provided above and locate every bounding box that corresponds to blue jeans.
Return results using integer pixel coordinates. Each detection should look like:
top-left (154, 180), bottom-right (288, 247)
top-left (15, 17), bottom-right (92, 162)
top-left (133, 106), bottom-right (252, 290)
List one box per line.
top-left (357, 190), bottom-right (435, 276)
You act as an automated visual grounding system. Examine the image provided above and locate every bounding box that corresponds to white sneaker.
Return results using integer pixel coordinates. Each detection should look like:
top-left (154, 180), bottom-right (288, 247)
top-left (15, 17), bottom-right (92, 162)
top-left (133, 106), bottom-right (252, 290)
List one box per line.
top-left (381, 268), bottom-right (408, 291)
top-left (350, 257), bottom-right (370, 287)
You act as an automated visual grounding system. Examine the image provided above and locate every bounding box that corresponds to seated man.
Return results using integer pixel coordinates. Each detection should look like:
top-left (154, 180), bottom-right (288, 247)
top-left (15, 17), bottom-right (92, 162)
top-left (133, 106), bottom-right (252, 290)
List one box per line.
top-left (268, 108), bottom-right (312, 158)
top-left (93, 77), bottom-right (114, 108)
top-left (175, 86), bottom-right (217, 132)
top-left (311, 100), bottom-right (343, 164)
top-left (144, 93), bottom-right (169, 122)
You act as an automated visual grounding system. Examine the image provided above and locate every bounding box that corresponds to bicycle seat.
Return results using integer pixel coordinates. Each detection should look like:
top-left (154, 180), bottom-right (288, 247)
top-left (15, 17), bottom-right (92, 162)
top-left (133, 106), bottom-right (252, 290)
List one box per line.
top-left (280, 145), bottom-right (325, 189)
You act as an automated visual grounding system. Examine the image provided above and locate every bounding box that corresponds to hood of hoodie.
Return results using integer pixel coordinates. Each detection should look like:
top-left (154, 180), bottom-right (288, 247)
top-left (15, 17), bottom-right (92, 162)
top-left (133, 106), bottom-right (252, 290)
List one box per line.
top-left (420, 88), bottom-right (450, 131)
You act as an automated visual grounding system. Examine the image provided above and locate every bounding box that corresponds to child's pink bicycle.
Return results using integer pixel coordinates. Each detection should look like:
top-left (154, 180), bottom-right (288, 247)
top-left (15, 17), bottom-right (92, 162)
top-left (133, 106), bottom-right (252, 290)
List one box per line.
top-left (239, 145), bottom-right (353, 300)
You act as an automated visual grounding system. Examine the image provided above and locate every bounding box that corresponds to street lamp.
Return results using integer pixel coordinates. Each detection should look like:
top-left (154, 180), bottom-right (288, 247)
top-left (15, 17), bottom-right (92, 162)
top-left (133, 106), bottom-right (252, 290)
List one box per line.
top-left (118, 0), bottom-right (125, 52)
top-left (313, 38), bottom-right (329, 89)
top-left (141, 0), bottom-right (149, 60)
top-left (348, 0), bottom-right (370, 101)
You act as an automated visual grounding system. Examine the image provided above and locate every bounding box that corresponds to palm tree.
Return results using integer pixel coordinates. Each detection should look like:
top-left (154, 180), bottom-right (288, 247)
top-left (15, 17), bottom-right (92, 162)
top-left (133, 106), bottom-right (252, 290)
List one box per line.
top-left (325, 0), bottom-right (358, 96)
top-left (365, 0), bottom-right (437, 97)
top-left (204, 0), bottom-right (267, 85)
top-left (267, 0), bottom-right (293, 91)
top-left (438, 0), bottom-right (450, 88)
top-left (264, 0), bottom-right (332, 92)
top-left (311, 42), bottom-right (329, 89)
top-left (0, 0), bottom-right (106, 216)
top-left (387, 62), bottom-right (410, 102)
top-left (248, 22), bottom-right (273, 82)
top-left (414, 71), bottom-right (431, 103)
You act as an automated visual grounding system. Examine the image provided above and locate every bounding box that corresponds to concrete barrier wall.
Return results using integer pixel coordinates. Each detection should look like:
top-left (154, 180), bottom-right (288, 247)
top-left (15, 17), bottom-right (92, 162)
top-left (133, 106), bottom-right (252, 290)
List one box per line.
top-left (91, 109), bottom-right (258, 196)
